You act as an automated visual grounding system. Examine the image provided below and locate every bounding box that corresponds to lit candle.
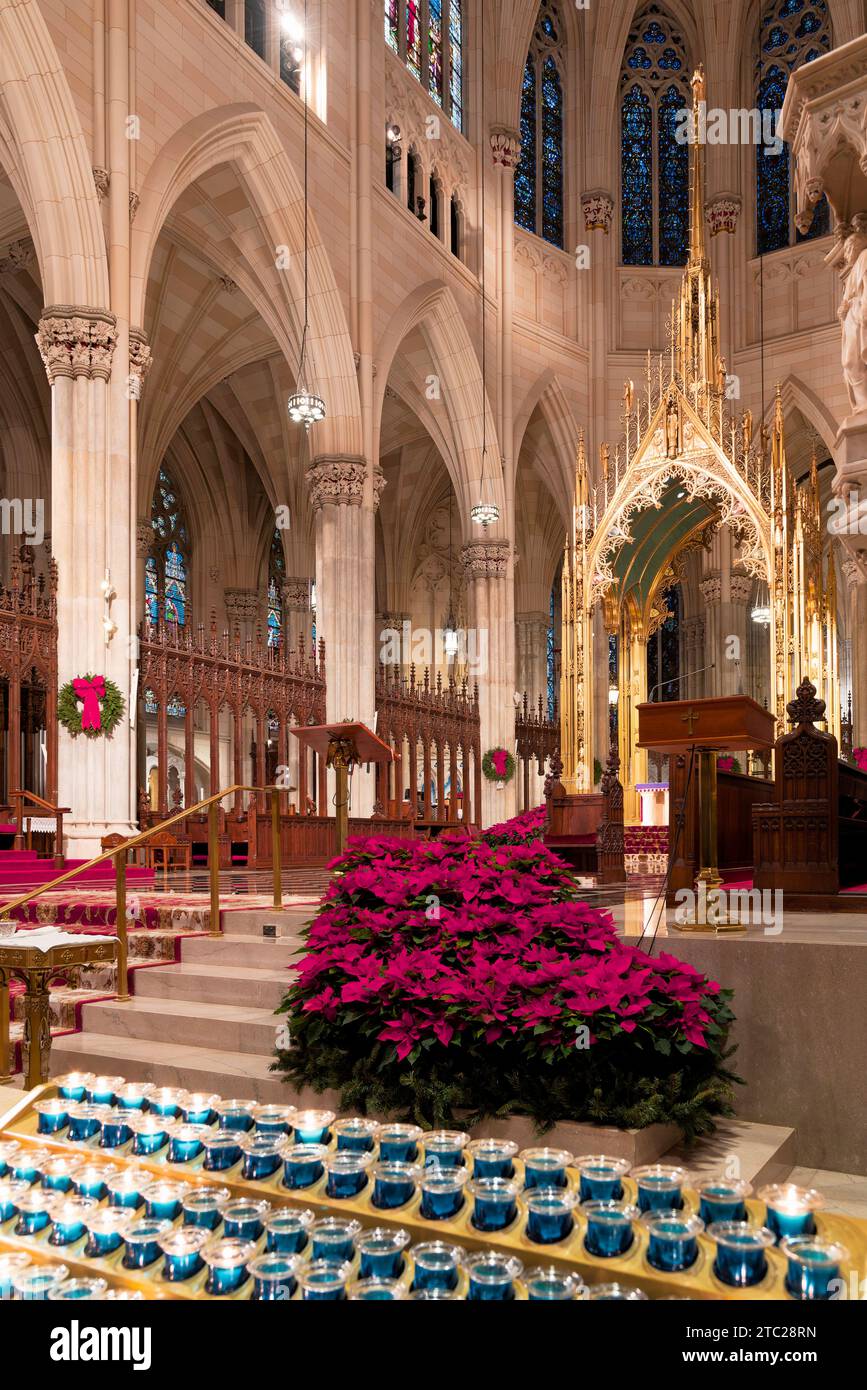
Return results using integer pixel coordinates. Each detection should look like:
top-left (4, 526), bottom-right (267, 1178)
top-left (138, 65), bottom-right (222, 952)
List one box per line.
top-left (202, 1237), bottom-right (257, 1296)
top-left (289, 1108), bottom-right (334, 1145)
top-left (347, 1278), bottom-right (406, 1300)
top-left (357, 1227), bottom-right (410, 1281)
top-left (99, 1108), bottom-right (134, 1150)
top-left (251, 1103), bottom-right (294, 1136)
top-left (128, 1113), bottom-right (170, 1156)
top-left (157, 1226), bottom-right (210, 1282)
top-left (583, 1200), bottom-right (639, 1258)
top-left (40, 1157), bottom-right (82, 1194)
top-left (202, 1131), bottom-right (244, 1173)
top-left (468, 1177), bottom-right (519, 1233)
top-left (524, 1188), bottom-right (579, 1245)
top-left (297, 1259), bottom-right (352, 1301)
top-left (419, 1167), bottom-right (469, 1221)
top-left (115, 1082), bottom-right (154, 1112)
top-left (575, 1154), bottom-right (630, 1205)
top-left (465, 1252), bottom-right (523, 1302)
top-left (0, 1253), bottom-right (31, 1300)
top-left (709, 1222), bottom-right (775, 1288)
top-left (372, 1161), bottom-right (420, 1211)
top-left (0, 1178), bottom-right (32, 1222)
top-left (376, 1123), bottom-right (422, 1164)
top-left (633, 1164), bottom-right (689, 1214)
top-left (422, 1130), bottom-right (469, 1169)
top-left (525, 1266), bottom-right (583, 1301)
top-left (310, 1217), bottom-right (362, 1265)
top-left (181, 1092), bottom-right (220, 1125)
top-left (215, 1098), bottom-right (256, 1133)
top-left (34, 1098), bottom-right (70, 1136)
top-left (182, 1187), bottom-right (230, 1232)
top-left (759, 1184), bottom-right (824, 1242)
top-left (148, 1087), bottom-right (187, 1119)
top-left (643, 1212), bottom-right (704, 1272)
top-left (168, 1123), bottom-right (211, 1165)
top-left (11, 1147), bottom-right (52, 1184)
top-left (410, 1241), bottom-right (463, 1293)
top-left (47, 1278), bottom-right (108, 1301)
top-left (122, 1218), bottom-right (172, 1270)
top-left (519, 1147), bottom-right (573, 1191)
top-left (105, 1169), bottom-right (148, 1211)
top-left (240, 1133), bottom-right (284, 1182)
top-left (466, 1138), bottom-right (518, 1181)
top-left (221, 1198), bottom-right (271, 1242)
top-left (86, 1074), bottom-right (125, 1107)
top-left (324, 1151), bottom-right (373, 1200)
top-left (333, 1117), bottom-right (380, 1154)
top-left (73, 1164), bottom-right (117, 1202)
top-left (13, 1188), bottom-right (54, 1235)
top-left (248, 1252), bottom-right (300, 1301)
top-left (49, 1196), bottom-right (98, 1247)
top-left (55, 1072), bottom-right (94, 1103)
top-left (280, 1141), bottom-right (328, 1190)
top-left (0, 1139), bottom-right (20, 1177)
top-left (698, 1178), bottom-right (752, 1227)
top-left (83, 1208), bottom-right (132, 1258)
top-left (781, 1237), bottom-right (849, 1301)
top-left (12, 1264), bottom-right (70, 1301)
top-left (142, 1180), bottom-right (189, 1222)
top-left (264, 1207), bottom-right (314, 1255)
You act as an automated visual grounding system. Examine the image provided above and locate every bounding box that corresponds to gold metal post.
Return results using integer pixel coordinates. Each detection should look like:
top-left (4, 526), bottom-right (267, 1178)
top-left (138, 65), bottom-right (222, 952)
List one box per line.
top-left (271, 788), bottom-right (282, 910)
top-left (209, 799), bottom-right (221, 937)
top-left (114, 850), bottom-right (130, 1001)
top-left (0, 971), bottom-right (10, 1083)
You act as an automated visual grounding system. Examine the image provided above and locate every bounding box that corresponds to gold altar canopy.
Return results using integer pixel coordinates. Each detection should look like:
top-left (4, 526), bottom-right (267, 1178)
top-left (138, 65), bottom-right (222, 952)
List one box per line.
top-left (560, 65), bottom-right (839, 805)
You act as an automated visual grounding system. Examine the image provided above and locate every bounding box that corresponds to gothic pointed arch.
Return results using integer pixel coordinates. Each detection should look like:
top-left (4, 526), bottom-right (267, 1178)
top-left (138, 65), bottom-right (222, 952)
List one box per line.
top-left (514, 1), bottom-right (565, 249)
top-left (145, 466), bottom-right (191, 627)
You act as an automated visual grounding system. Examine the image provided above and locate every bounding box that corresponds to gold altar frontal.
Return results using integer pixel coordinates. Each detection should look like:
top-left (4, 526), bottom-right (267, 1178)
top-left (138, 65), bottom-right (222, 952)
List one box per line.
top-left (2, 1083), bottom-right (865, 1301)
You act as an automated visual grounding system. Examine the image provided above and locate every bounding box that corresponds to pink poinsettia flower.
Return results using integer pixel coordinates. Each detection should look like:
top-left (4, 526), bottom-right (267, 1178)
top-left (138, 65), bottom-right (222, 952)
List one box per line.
top-left (377, 1011), bottom-right (421, 1061)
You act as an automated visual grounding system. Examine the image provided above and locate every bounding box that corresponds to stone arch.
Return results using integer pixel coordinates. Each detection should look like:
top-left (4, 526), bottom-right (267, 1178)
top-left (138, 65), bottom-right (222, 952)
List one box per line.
top-left (767, 374), bottom-right (841, 462)
top-left (513, 371), bottom-right (578, 523)
top-left (131, 104), bottom-right (361, 460)
top-left (0, 0), bottom-right (108, 306)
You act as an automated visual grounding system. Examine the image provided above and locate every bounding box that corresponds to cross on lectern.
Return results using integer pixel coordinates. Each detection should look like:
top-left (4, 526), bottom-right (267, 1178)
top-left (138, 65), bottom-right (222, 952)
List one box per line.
top-left (681, 707), bottom-right (700, 735)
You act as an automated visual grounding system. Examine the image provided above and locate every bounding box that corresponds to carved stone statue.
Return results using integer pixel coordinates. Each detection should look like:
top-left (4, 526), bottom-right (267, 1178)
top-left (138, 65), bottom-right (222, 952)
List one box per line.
top-left (835, 214), bottom-right (867, 417)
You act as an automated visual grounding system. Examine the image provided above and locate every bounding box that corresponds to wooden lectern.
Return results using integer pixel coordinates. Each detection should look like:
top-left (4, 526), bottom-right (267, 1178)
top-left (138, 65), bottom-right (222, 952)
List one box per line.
top-left (637, 696), bottom-right (776, 930)
top-left (290, 722), bottom-right (393, 856)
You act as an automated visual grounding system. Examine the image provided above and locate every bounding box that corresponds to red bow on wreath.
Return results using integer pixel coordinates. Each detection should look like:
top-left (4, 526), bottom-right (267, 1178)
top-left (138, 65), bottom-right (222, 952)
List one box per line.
top-left (73, 676), bottom-right (106, 732)
top-left (491, 749), bottom-right (509, 778)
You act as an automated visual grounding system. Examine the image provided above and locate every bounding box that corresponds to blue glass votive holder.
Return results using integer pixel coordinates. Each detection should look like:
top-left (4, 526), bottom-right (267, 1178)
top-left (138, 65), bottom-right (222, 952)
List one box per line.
top-left (222, 1198), bottom-right (271, 1242)
top-left (333, 1117), bottom-right (380, 1153)
top-left (14, 1189), bottom-right (54, 1235)
top-left (633, 1164), bottom-right (689, 1215)
top-left (251, 1103), bottom-right (294, 1136)
top-left (115, 1082), bottom-right (153, 1112)
top-left (215, 1099), bottom-right (255, 1133)
top-left (699, 1178), bottom-right (752, 1227)
top-left (420, 1167), bottom-right (469, 1221)
top-left (142, 1180), bottom-right (189, 1222)
top-left (181, 1092), bottom-right (220, 1126)
top-left (248, 1252), bottom-right (299, 1301)
top-left (55, 1072), bottom-right (93, 1103)
top-left (85, 1074), bottom-right (125, 1107)
top-left (105, 1169), bottom-right (148, 1211)
top-left (265, 1207), bottom-right (314, 1254)
top-left (99, 1108), bottom-right (134, 1150)
top-left (644, 1212), bottom-right (704, 1272)
top-left (158, 1227), bottom-right (210, 1282)
top-left (129, 1113), bottom-right (170, 1156)
top-left (469, 1177), bottom-right (519, 1233)
top-left (467, 1139), bottom-right (518, 1181)
top-left (357, 1226), bottom-right (410, 1280)
top-left (311, 1216), bottom-right (362, 1265)
top-left (12, 1264), bottom-right (69, 1301)
top-left (73, 1164), bottom-right (117, 1201)
top-left (168, 1123), bottom-right (211, 1165)
top-left (520, 1147), bottom-right (573, 1191)
top-left (466, 1252), bottom-right (523, 1302)
top-left (576, 1154), bottom-right (630, 1205)
top-left (781, 1237), bottom-right (848, 1301)
top-left (83, 1209), bottom-right (132, 1258)
top-left (0, 1178), bottom-right (31, 1222)
top-left (11, 1147), bottom-right (52, 1184)
top-left (372, 1161), bottom-right (420, 1211)
top-left (759, 1185), bottom-right (824, 1243)
top-left (525, 1266), bottom-right (583, 1300)
top-left (202, 1237), bottom-right (257, 1296)
top-left (122, 1218), bottom-right (172, 1270)
top-left (524, 1187), bottom-right (579, 1245)
top-left (203, 1131), bottom-right (244, 1173)
top-left (47, 1278), bottom-right (109, 1301)
top-left (583, 1201), bottom-right (639, 1258)
top-left (148, 1087), bottom-right (187, 1119)
top-left (281, 1141), bottom-right (328, 1190)
top-left (348, 1278), bottom-right (406, 1300)
top-left (0, 1140), bottom-right (20, 1177)
top-left (588, 1282), bottom-right (648, 1301)
top-left (410, 1241), bottom-right (463, 1293)
top-left (241, 1133), bottom-right (284, 1182)
top-left (41, 1157), bottom-right (82, 1195)
top-left (422, 1130), bottom-right (469, 1169)
top-left (709, 1222), bottom-right (775, 1288)
top-left (325, 1151), bottom-right (373, 1200)
top-left (289, 1108), bottom-right (334, 1145)
top-left (298, 1260), bottom-right (352, 1301)
top-left (376, 1123), bottom-right (422, 1164)
top-left (49, 1196), bottom-right (98, 1247)
top-left (34, 1098), bottom-right (69, 1135)
top-left (0, 1253), bottom-right (31, 1300)
top-left (183, 1187), bottom-right (230, 1232)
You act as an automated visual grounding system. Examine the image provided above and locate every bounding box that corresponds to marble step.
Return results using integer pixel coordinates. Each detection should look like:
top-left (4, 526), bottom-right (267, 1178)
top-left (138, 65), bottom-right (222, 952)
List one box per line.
top-left (180, 935), bottom-right (303, 970)
top-left (663, 1118), bottom-right (797, 1192)
top-left (133, 961), bottom-right (288, 1010)
top-left (75, 996), bottom-right (281, 1056)
top-left (221, 907), bottom-right (316, 939)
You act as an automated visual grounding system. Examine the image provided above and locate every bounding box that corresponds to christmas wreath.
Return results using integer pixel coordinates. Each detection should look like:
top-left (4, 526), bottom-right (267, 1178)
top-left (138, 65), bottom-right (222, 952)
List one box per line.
top-left (58, 674), bottom-right (125, 739)
top-left (482, 747), bottom-right (515, 784)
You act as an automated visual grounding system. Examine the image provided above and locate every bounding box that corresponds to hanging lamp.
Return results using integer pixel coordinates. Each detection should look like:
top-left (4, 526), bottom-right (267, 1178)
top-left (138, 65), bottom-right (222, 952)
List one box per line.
top-left (471, 7), bottom-right (499, 530)
top-left (287, 0), bottom-right (326, 430)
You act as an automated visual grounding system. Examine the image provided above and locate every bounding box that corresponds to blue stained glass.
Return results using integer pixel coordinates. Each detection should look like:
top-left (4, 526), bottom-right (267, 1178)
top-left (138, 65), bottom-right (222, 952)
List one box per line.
top-left (764, 24), bottom-right (787, 49)
top-left (385, 0), bottom-right (398, 51)
top-left (643, 20), bottom-right (666, 42)
top-left (449, 0), bottom-right (463, 130)
top-left (515, 59), bottom-right (537, 234)
top-left (541, 57), bottom-right (563, 248)
top-left (795, 11), bottom-right (822, 36)
top-left (148, 468), bottom-right (188, 626)
top-left (514, 6), bottom-right (564, 247)
top-left (428, 0), bottom-right (443, 107)
top-left (628, 46), bottom-right (652, 69)
top-left (541, 15), bottom-right (556, 37)
top-left (621, 83), bottom-right (653, 265)
top-left (145, 557), bottom-right (158, 625)
top-left (780, 0), bottom-right (804, 13)
top-left (756, 69), bottom-right (789, 254)
top-left (268, 528), bottom-right (284, 649)
top-left (658, 83), bottom-right (688, 266)
top-left (164, 542), bottom-right (186, 626)
top-left (659, 47), bottom-right (681, 69)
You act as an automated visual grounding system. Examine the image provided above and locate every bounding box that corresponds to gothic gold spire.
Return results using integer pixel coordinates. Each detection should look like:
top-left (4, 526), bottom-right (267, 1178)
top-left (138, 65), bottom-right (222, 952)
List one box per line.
top-left (688, 64), bottom-right (708, 271)
top-left (675, 63), bottom-right (721, 396)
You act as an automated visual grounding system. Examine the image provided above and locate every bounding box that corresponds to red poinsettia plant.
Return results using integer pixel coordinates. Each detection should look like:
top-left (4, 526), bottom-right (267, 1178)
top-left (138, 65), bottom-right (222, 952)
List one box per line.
top-left (853, 747), bottom-right (867, 773)
top-left (275, 833), bottom-right (737, 1133)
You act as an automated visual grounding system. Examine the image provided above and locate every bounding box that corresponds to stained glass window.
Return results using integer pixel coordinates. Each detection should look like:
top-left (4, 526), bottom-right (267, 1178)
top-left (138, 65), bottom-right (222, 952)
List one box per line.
top-left (450, 194), bottom-right (461, 258)
top-left (206, 0), bottom-right (226, 18)
top-left (755, 0), bottom-right (831, 255)
top-left (513, 3), bottom-right (564, 250)
top-left (385, 2), bottom-right (464, 131)
top-left (268, 528), bottom-right (285, 649)
top-left (620, 7), bottom-right (689, 267)
top-left (244, 0), bottom-right (266, 60)
top-left (147, 467), bottom-right (189, 626)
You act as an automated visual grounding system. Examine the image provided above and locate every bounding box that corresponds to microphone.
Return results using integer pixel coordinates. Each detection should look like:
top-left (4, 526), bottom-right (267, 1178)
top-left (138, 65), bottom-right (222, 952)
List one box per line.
top-left (648, 663), bottom-right (716, 703)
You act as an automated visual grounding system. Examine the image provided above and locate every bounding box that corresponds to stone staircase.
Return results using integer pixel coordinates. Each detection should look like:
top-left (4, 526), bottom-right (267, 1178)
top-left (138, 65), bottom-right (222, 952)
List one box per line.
top-left (47, 908), bottom-right (316, 1103)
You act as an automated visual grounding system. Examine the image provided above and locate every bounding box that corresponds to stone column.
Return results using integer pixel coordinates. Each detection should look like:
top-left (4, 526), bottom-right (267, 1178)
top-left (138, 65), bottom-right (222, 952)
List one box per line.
top-left (705, 195), bottom-right (741, 367)
top-left (490, 128), bottom-right (521, 545)
top-left (462, 539), bottom-right (515, 826)
top-left (224, 588), bottom-right (262, 645)
top-left (727, 572), bottom-right (753, 698)
top-left (680, 617), bottom-right (706, 700)
top-left (282, 576), bottom-right (314, 650)
top-left (514, 611), bottom-right (548, 704)
top-left (848, 569), bottom-right (867, 749)
top-left (699, 572), bottom-right (723, 697)
top-left (581, 191), bottom-right (615, 459)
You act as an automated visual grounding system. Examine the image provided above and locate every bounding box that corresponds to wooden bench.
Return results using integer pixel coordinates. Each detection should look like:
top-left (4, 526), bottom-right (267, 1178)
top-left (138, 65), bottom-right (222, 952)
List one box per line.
top-left (544, 746), bottom-right (625, 882)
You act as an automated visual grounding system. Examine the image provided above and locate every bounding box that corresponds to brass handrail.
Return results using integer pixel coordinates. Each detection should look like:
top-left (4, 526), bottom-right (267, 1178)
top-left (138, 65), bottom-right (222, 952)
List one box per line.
top-left (10, 789), bottom-right (71, 866)
top-left (0, 784), bottom-right (285, 1001)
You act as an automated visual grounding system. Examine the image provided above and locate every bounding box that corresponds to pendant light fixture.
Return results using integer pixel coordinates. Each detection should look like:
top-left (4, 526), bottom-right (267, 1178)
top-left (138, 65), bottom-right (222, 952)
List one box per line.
top-left (470, 10), bottom-right (499, 530)
top-left (287, 0), bottom-right (326, 431)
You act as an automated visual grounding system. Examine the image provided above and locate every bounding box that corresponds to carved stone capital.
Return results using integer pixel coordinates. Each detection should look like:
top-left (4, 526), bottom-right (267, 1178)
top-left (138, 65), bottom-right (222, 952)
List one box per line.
top-left (129, 326), bottom-right (152, 397)
top-left (461, 540), bottom-right (510, 579)
top-left (35, 306), bottom-right (118, 383)
top-left (490, 127), bottom-right (522, 170)
top-left (136, 518), bottom-right (153, 559)
top-left (306, 455), bottom-right (367, 510)
top-left (0, 239), bottom-right (34, 275)
top-left (282, 577), bottom-right (312, 611)
top-left (224, 588), bottom-right (261, 626)
top-left (705, 194), bottom-right (741, 237)
top-left (129, 191), bottom-right (140, 222)
top-left (92, 167), bottom-right (110, 201)
top-left (581, 190), bottom-right (615, 235)
top-left (699, 573), bottom-right (722, 605)
top-left (372, 465), bottom-right (387, 511)
top-left (729, 572), bottom-right (753, 604)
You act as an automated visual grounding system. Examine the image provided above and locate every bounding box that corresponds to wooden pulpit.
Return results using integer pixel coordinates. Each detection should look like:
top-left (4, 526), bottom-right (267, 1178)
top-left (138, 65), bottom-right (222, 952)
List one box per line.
top-left (290, 722), bottom-right (393, 856)
top-left (637, 696), bottom-right (776, 930)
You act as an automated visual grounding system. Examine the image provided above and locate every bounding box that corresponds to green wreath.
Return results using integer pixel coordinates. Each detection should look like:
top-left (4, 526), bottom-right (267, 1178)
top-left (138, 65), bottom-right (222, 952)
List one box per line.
top-left (58, 675), bottom-right (125, 739)
top-left (482, 747), bottom-right (515, 784)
